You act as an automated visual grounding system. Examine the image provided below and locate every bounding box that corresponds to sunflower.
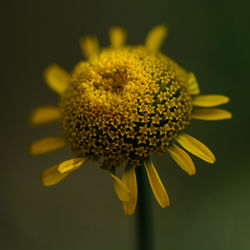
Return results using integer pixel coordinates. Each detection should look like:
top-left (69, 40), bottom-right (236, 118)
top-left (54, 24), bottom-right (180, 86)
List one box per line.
top-left (29, 25), bottom-right (231, 215)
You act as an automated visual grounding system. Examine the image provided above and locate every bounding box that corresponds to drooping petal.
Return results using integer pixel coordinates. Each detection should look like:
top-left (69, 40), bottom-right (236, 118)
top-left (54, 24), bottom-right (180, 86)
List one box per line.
top-left (121, 165), bottom-right (137, 216)
top-left (187, 72), bottom-right (200, 95)
top-left (145, 24), bottom-right (168, 52)
top-left (175, 133), bottom-right (215, 164)
top-left (41, 163), bottom-right (69, 187)
top-left (44, 64), bottom-right (70, 94)
top-left (191, 109), bottom-right (232, 120)
top-left (144, 158), bottom-right (169, 208)
top-left (80, 36), bottom-right (99, 60)
top-left (41, 158), bottom-right (87, 187)
top-left (58, 157), bottom-right (88, 174)
top-left (110, 173), bottom-right (130, 202)
top-left (167, 144), bottom-right (196, 176)
top-left (29, 106), bottom-right (61, 126)
top-left (29, 137), bottom-right (66, 155)
top-left (109, 26), bottom-right (126, 49)
top-left (192, 95), bottom-right (229, 107)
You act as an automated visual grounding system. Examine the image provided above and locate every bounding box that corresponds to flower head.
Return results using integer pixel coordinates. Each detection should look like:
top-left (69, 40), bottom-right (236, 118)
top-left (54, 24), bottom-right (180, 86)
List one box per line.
top-left (30, 25), bottom-right (231, 215)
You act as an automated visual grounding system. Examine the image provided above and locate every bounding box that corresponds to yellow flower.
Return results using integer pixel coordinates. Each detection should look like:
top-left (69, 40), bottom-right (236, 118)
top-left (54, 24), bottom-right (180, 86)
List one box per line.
top-left (29, 25), bottom-right (232, 215)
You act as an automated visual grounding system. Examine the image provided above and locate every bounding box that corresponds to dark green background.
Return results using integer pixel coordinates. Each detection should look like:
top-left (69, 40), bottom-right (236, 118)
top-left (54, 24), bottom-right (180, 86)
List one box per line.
top-left (1, 0), bottom-right (249, 249)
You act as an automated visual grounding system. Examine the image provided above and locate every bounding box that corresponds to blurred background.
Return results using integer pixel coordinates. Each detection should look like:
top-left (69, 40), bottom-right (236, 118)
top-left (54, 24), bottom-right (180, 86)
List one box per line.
top-left (1, 0), bottom-right (249, 249)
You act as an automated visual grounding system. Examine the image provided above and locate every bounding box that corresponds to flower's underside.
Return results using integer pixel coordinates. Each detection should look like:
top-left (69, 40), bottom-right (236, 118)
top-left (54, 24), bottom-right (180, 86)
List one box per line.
top-left (30, 25), bottom-right (231, 215)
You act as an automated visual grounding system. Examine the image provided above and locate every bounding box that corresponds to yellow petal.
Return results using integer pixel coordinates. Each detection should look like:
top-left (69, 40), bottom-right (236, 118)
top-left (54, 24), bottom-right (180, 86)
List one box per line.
top-left (188, 72), bottom-right (200, 95)
top-left (29, 137), bottom-right (66, 155)
top-left (44, 64), bottom-right (70, 94)
top-left (80, 36), bottom-right (99, 60)
top-left (41, 163), bottom-right (69, 187)
top-left (29, 106), bottom-right (61, 126)
top-left (109, 26), bottom-right (126, 49)
top-left (175, 133), bottom-right (215, 164)
top-left (58, 157), bottom-right (88, 174)
top-left (121, 165), bottom-right (137, 216)
top-left (145, 24), bottom-right (168, 52)
top-left (144, 158), bottom-right (169, 208)
top-left (192, 95), bottom-right (229, 107)
top-left (110, 173), bottom-right (130, 202)
top-left (191, 109), bottom-right (232, 120)
top-left (167, 144), bottom-right (196, 176)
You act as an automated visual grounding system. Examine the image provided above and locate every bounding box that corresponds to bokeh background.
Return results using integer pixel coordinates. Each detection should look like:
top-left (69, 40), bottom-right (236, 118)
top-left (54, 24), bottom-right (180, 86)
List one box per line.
top-left (1, 0), bottom-right (249, 249)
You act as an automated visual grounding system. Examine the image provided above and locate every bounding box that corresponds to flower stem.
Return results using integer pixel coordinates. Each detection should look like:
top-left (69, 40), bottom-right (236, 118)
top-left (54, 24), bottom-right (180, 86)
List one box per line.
top-left (135, 164), bottom-right (154, 250)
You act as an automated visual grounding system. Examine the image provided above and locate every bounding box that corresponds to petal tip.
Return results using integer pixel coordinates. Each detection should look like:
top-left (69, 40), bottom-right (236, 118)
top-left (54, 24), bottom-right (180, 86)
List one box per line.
top-left (227, 112), bottom-right (232, 119)
top-left (145, 24), bottom-right (168, 52)
top-left (160, 199), bottom-right (170, 208)
top-left (80, 36), bottom-right (99, 60)
top-left (43, 64), bottom-right (70, 94)
top-left (109, 26), bottom-right (127, 48)
top-left (224, 96), bottom-right (230, 103)
top-left (188, 168), bottom-right (196, 176)
top-left (122, 205), bottom-right (136, 216)
top-left (40, 172), bottom-right (54, 187)
top-left (209, 154), bottom-right (216, 164)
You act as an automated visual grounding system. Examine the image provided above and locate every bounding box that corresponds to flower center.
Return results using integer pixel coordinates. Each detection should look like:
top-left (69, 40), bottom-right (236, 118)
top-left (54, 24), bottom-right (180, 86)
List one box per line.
top-left (60, 46), bottom-right (193, 168)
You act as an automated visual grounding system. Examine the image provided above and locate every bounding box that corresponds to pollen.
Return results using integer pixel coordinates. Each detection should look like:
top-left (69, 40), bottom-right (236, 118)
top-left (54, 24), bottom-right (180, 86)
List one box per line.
top-left (59, 46), bottom-right (192, 168)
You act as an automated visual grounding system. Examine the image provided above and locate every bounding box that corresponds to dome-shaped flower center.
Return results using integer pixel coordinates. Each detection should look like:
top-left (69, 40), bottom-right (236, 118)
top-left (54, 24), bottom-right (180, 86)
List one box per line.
top-left (59, 46), bottom-right (193, 168)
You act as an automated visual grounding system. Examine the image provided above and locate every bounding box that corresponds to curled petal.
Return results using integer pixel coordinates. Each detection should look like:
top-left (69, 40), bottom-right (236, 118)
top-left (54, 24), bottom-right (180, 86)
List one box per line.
top-left (29, 106), bottom-right (60, 126)
top-left (44, 64), bottom-right (70, 94)
top-left (121, 165), bottom-right (137, 216)
top-left (175, 133), bottom-right (215, 164)
top-left (192, 109), bottom-right (232, 120)
top-left (58, 157), bottom-right (88, 174)
top-left (167, 144), bottom-right (196, 176)
top-left (29, 137), bottom-right (66, 155)
top-left (80, 36), bottom-right (99, 60)
top-left (144, 158), bottom-right (169, 208)
top-left (110, 173), bottom-right (130, 202)
top-left (145, 24), bottom-right (168, 52)
top-left (41, 163), bottom-right (69, 187)
top-left (192, 95), bottom-right (229, 107)
top-left (41, 159), bottom-right (85, 187)
top-left (109, 26), bottom-right (126, 49)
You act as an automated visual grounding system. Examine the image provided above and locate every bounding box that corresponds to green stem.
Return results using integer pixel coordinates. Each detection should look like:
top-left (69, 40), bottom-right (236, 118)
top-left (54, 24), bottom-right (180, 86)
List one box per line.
top-left (135, 164), bottom-right (154, 250)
